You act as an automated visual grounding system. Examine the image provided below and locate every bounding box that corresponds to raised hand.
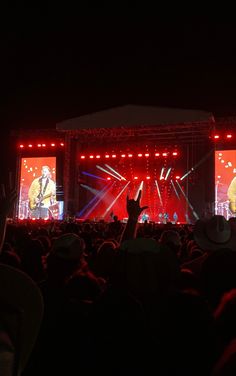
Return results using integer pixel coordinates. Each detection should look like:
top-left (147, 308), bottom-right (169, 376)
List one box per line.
top-left (126, 190), bottom-right (148, 221)
top-left (120, 190), bottom-right (148, 243)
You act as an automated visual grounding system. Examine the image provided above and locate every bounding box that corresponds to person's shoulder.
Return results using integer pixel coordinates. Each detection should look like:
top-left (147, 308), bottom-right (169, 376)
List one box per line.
top-left (31, 177), bottom-right (39, 184)
top-left (229, 177), bottom-right (236, 185)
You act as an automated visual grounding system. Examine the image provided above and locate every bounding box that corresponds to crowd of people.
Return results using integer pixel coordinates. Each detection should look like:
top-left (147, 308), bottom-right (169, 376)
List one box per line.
top-left (1, 186), bottom-right (236, 374)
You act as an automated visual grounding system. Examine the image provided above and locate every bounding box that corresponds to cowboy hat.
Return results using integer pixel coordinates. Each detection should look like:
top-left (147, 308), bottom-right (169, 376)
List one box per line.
top-left (51, 233), bottom-right (86, 260)
top-left (194, 215), bottom-right (236, 252)
top-left (0, 263), bottom-right (44, 375)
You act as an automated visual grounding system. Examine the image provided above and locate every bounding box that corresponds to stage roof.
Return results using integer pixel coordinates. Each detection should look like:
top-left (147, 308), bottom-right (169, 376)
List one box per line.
top-left (56, 105), bottom-right (215, 131)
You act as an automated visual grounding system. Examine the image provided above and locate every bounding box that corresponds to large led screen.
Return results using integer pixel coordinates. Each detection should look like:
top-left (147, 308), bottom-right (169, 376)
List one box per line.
top-left (215, 150), bottom-right (236, 219)
top-left (18, 156), bottom-right (63, 219)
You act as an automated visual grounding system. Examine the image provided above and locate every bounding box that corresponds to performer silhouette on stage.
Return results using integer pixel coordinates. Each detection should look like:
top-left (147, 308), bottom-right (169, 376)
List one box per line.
top-left (173, 212), bottom-right (178, 223)
top-left (163, 212), bottom-right (169, 223)
top-left (141, 212), bottom-right (149, 223)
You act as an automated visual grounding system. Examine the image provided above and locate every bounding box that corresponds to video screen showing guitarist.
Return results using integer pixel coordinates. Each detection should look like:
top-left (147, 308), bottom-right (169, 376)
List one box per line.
top-left (28, 165), bottom-right (56, 219)
top-left (228, 176), bottom-right (236, 214)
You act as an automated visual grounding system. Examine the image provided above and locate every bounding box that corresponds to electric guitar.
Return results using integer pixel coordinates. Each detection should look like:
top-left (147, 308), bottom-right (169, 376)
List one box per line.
top-left (29, 193), bottom-right (53, 210)
top-left (229, 200), bottom-right (236, 213)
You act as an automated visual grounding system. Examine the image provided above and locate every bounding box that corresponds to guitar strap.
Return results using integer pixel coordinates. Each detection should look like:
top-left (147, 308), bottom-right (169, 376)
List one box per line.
top-left (38, 177), bottom-right (49, 197)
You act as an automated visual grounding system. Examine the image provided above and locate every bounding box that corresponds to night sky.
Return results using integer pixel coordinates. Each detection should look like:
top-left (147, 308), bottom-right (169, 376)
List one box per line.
top-left (1, 8), bottom-right (236, 150)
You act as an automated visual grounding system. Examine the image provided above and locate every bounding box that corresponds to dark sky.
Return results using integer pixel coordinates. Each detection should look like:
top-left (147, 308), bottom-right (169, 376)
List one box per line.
top-left (1, 7), bottom-right (236, 135)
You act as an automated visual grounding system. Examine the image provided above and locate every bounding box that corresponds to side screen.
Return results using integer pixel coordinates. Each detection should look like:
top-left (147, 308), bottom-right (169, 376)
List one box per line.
top-left (215, 150), bottom-right (236, 219)
top-left (18, 156), bottom-right (63, 219)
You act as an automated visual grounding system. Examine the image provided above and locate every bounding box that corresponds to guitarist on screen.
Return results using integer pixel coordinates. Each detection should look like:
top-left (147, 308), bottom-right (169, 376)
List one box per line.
top-left (28, 165), bottom-right (56, 219)
top-left (228, 175), bottom-right (236, 214)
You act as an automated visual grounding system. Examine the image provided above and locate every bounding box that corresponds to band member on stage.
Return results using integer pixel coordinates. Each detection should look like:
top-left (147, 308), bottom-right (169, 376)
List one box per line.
top-left (228, 176), bottom-right (236, 213)
top-left (173, 211), bottom-right (178, 223)
top-left (28, 166), bottom-right (56, 219)
top-left (141, 212), bottom-right (149, 223)
top-left (158, 213), bottom-right (163, 223)
top-left (163, 212), bottom-right (169, 223)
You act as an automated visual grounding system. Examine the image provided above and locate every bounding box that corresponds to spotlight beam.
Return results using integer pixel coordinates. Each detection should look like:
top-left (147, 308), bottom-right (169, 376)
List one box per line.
top-left (84, 182), bottom-right (116, 219)
top-left (82, 171), bottom-right (107, 181)
top-left (102, 181), bottom-right (131, 217)
top-left (180, 149), bottom-right (213, 181)
top-left (80, 184), bottom-right (100, 195)
top-left (180, 168), bottom-right (194, 181)
top-left (160, 167), bottom-right (165, 180)
top-left (96, 165), bottom-right (121, 180)
top-left (135, 181), bottom-right (144, 201)
top-left (165, 167), bottom-right (172, 180)
top-left (176, 180), bottom-right (199, 220)
top-left (170, 180), bottom-right (180, 200)
top-left (105, 164), bottom-right (126, 181)
top-left (78, 184), bottom-right (110, 217)
top-left (155, 180), bottom-right (163, 207)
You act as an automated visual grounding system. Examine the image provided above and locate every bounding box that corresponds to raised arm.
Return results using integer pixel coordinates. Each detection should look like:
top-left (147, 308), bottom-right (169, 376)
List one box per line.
top-left (0, 183), bottom-right (17, 252)
top-left (120, 190), bottom-right (148, 243)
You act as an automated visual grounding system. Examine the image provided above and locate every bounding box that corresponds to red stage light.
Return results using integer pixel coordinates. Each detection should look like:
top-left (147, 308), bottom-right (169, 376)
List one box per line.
top-left (138, 153), bottom-right (143, 157)
top-left (175, 175), bottom-right (180, 180)
top-left (42, 144), bottom-right (46, 147)
top-left (162, 152), bottom-right (168, 156)
top-left (19, 144), bottom-right (24, 148)
top-left (172, 152), bottom-right (178, 156)
top-left (81, 155), bottom-right (85, 159)
top-left (107, 177), bottom-right (111, 180)
top-left (28, 144), bottom-right (33, 148)
top-left (134, 176), bottom-right (138, 180)
top-left (37, 144), bottom-right (42, 147)
top-left (146, 176), bottom-right (151, 180)
top-left (112, 154), bottom-right (116, 158)
top-left (128, 154), bottom-right (133, 157)
top-left (96, 155), bottom-right (101, 159)
top-left (89, 155), bottom-right (94, 159)
top-left (60, 143), bottom-right (64, 146)
top-left (226, 134), bottom-right (232, 139)
top-left (121, 154), bottom-right (126, 158)
top-left (145, 153), bottom-right (149, 157)
top-left (51, 143), bottom-right (55, 147)
top-left (155, 153), bottom-right (160, 156)
top-left (32, 218), bottom-right (36, 221)
top-left (105, 155), bottom-right (110, 158)
top-left (214, 135), bottom-right (220, 139)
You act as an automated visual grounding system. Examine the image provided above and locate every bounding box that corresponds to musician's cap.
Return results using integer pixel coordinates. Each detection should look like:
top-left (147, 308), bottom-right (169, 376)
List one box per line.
top-left (52, 233), bottom-right (86, 260)
top-left (194, 215), bottom-right (236, 252)
top-left (0, 263), bottom-right (44, 374)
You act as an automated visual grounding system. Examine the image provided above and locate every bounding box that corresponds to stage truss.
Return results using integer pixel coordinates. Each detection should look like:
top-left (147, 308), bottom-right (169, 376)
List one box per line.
top-left (58, 120), bottom-right (215, 145)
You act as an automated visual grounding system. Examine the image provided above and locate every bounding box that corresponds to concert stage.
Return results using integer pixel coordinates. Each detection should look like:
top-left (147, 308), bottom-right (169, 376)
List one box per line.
top-left (13, 105), bottom-right (236, 223)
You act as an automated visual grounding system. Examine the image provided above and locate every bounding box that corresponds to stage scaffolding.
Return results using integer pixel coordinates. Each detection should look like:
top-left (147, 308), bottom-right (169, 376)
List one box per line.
top-left (57, 120), bottom-right (215, 145)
